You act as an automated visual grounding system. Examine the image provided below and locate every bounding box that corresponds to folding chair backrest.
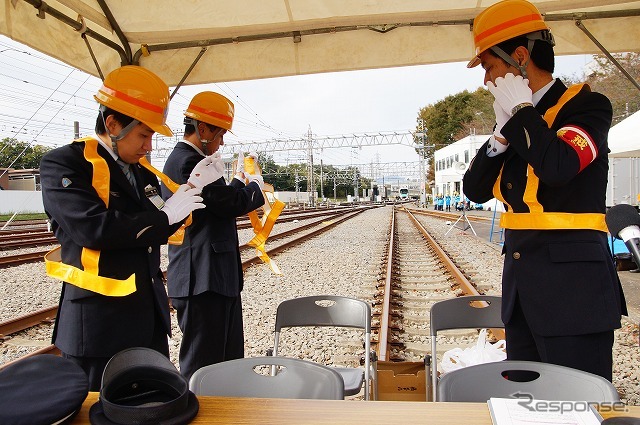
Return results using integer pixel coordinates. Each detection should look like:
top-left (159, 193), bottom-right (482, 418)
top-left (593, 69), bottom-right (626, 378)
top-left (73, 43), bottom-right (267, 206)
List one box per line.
top-left (189, 356), bottom-right (345, 400)
top-left (430, 295), bottom-right (503, 401)
top-left (275, 295), bottom-right (371, 331)
top-left (437, 360), bottom-right (620, 402)
top-left (272, 295), bottom-right (374, 399)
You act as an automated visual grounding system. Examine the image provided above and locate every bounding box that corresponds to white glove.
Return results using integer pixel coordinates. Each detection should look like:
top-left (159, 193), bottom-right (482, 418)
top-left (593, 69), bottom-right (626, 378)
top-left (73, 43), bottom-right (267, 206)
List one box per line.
top-left (236, 152), bottom-right (245, 175)
top-left (188, 152), bottom-right (224, 189)
top-left (245, 173), bottom-right (264, 191)
top-left (487, 73), bottom-right (533, 116)
top-left (247, 152), bottom-right (259, 165)
top-left (493, 100), bottom-right (511, 140)
top-left (161, 184), bottom-right (205, 225)
top-left (236, 152), bottom-right (258, 176)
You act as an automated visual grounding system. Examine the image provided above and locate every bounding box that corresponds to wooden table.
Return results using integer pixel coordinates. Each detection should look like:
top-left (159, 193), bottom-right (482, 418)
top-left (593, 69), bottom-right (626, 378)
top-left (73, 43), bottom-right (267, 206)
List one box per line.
top-left (71, 392), bottom-right (640, 424)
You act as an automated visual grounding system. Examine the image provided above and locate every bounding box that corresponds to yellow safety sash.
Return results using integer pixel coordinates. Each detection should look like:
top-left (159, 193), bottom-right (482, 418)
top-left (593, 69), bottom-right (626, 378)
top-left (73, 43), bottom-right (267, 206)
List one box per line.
top-left (138, 157), bottom-right (192, 245)
top-left (45, 137), bottom-right (135, 296)
top-left (240, 156), bottom-right (285, 274)
top-left (45, 138), bottom-right (189, 296)
top-left (493, 84), bottom-right (607, 232)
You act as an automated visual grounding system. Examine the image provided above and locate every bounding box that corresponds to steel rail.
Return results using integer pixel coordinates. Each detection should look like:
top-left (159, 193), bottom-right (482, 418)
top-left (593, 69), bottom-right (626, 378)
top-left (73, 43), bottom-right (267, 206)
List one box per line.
top-left (403, 208), bottom-right (505, 340)
top-left (0, 306), bottom-right (57, 340)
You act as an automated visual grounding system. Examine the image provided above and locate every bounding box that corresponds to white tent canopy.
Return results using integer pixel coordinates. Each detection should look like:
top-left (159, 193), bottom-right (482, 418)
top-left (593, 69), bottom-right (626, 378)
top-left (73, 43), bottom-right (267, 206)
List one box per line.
top-left (2, 1), bottom-right (640, 87)
top-left (609, 110), bottom-right (640, 158)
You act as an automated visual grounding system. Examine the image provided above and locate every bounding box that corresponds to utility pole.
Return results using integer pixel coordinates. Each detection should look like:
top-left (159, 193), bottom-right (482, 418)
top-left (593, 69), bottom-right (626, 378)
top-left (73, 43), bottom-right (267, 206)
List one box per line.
top-left (353, 169), bottom-right (358, 201)
top-left (306, 126), bottom-right (315, 207)
top-left (320, 159), bottom-right (324, 202)
top-left (416, 119), bottom-right (428, 207)
top-left (295, 170), bottom-right (299, 204)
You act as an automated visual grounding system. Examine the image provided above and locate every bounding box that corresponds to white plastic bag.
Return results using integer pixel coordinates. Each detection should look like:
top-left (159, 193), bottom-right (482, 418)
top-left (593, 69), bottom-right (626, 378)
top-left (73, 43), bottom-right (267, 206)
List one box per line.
top-left (439, 329), bottom-right (506, 374)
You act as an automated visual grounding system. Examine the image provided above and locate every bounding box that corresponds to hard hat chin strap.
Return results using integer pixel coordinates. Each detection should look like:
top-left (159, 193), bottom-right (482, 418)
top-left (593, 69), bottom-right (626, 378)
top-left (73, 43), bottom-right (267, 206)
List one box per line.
top-left (490, 40), bottom-right (533, 79)
top-left (490, 31), bottom-right (555, 80)
top-left (99, 106), bottom-right (140, 158)
top-left (184, 117), bottom-right (210, 151)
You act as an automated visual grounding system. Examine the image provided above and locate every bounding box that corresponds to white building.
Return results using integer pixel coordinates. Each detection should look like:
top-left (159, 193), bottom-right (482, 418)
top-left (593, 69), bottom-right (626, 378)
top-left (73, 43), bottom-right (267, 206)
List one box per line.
top-left (433, 133), bottom-right (505, 211)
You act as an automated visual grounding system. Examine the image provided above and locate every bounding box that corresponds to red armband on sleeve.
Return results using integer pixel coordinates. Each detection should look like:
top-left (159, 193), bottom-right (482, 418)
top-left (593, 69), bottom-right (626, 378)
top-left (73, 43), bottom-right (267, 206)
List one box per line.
top-left (557, 125), bottom-right (598, 172)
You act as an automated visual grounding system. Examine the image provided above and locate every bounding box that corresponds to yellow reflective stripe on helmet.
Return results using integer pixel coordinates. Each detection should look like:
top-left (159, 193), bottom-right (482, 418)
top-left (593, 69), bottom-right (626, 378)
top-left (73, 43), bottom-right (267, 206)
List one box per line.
top-left (500, 212), bottom-right (607, 232)
top-left (495, 84), bottom-right (605, 231)
top-left (138, 156), bottom-right (191, 244)
top-left (45, 247), bottom-right (136, 296)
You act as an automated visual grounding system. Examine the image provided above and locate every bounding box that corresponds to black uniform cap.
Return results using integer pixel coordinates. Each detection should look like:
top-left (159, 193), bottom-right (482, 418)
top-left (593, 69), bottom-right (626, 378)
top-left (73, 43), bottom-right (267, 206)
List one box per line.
top-left (0, 354), bottom-right (89, 425)
top-left (89, 347), bottom-right (199, 425)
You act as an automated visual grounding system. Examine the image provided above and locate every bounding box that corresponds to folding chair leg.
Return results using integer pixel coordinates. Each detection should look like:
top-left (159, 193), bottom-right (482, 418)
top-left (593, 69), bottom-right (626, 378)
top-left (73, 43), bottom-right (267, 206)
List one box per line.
top-left (424, 355), bottom-right (432, 402)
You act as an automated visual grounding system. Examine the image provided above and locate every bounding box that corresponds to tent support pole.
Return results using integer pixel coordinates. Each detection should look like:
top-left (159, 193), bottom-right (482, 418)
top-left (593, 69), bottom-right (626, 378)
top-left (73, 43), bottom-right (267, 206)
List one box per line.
top-left (96, 0), bottom-right (132, 64)
top-left (20, 0), bottom-right (129, 65)
top-left (575, 20), bottom-right (640, 93)
top-left (170, 47), bottom-right (208, 99)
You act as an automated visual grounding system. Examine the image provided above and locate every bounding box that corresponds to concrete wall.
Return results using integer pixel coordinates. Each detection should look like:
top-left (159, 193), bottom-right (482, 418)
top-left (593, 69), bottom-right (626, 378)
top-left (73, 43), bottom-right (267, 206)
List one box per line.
top-left (0, 190), bottom-right (44, 214)
top-left (273, 191), bottom-right (311, 204)
top-left (607, 157), bottom-right (640, 207)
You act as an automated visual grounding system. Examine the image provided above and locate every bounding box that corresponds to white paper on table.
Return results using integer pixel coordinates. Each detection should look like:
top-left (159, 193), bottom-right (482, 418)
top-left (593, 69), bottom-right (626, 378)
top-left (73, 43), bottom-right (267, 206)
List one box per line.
top-left (487, 397), bottom-right (602, 425)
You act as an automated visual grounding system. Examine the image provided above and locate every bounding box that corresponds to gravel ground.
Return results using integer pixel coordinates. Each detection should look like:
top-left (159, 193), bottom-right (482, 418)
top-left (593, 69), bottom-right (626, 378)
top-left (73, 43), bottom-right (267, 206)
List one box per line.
top-left (1, 205), bottom-right (638, 404)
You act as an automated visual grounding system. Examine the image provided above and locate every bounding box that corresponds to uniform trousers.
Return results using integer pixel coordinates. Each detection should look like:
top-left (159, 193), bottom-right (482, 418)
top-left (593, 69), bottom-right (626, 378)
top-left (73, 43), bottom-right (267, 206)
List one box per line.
top-left (505, 294), bottom-right (614, 381)
top-left (172, 291), bottom-right (244, 381)
top-left (62, 313), bottom-right (169, 391)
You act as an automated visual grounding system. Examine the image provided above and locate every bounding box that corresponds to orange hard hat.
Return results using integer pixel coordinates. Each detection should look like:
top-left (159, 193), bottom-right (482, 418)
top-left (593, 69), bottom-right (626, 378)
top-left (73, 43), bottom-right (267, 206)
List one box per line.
top-left (94, 66), bottom-right (173, 137)
top-left (468, 0), bottom-right (550, 68)
top-left (184, 91), bottom-right (234, 132)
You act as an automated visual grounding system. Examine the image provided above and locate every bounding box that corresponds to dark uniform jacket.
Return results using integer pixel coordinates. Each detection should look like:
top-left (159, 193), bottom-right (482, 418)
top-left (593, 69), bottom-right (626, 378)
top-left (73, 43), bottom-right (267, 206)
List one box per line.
top-left (40, 140), bottom-right (180, 357)
top-left (161, 142), bottom-right (264, 299)
top-left (463, 79), bottom-right (627, 336)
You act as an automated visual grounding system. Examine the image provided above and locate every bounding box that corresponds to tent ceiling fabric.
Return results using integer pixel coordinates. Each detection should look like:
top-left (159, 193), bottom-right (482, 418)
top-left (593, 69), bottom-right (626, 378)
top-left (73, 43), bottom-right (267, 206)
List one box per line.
top-left (2, 0), bottom-right (640, 86)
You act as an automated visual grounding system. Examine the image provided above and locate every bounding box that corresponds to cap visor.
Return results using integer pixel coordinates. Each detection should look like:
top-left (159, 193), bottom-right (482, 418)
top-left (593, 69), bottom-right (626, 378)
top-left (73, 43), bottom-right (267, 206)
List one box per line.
top-left (102, 347), bottom-right (176, 389)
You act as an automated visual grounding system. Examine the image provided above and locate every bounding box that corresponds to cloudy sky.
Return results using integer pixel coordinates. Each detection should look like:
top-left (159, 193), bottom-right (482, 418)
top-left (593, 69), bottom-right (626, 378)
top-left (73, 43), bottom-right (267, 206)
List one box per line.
top-left (0, 35), bottom-right (591, 171)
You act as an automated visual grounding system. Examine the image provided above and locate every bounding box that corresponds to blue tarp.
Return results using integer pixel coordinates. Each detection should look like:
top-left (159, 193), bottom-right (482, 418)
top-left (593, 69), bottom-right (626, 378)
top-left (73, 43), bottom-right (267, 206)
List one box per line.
top-left (609, 238), bottom-right (630, 255)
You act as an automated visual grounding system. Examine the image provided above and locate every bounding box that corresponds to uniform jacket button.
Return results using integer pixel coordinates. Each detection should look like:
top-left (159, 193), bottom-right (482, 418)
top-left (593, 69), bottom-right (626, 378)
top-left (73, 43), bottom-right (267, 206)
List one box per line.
top-left (148, 247), bottom-right (153, 253)
top-left (506, 182), bottom-right (513, 189)
top-left (513, 252), bottom-right (520, 260)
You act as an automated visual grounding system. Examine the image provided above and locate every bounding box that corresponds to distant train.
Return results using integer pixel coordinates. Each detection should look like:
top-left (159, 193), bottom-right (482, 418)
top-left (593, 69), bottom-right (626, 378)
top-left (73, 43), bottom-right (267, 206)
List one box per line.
top-left (398, 185), bottom-right (409, 200)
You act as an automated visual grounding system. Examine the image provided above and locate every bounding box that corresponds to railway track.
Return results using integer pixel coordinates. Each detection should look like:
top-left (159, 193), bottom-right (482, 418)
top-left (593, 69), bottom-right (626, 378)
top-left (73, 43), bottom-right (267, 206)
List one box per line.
top-left (0, 204), bottom-right (498, 380)
top-left (0, 207), bottom-right (362, 269)
top-left (0, 205), bottom-right (374, 369)
top-left (0, 250), bottom-right (51, 268)
top-left (370, 206), bottom-right (504, 399)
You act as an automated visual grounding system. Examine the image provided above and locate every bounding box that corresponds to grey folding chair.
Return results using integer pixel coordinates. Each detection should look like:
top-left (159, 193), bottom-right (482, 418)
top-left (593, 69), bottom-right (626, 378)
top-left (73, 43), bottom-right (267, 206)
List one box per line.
top-left (271, 295), bottom-right (376, 400)
top-left (430, 295), bottom-right (503, 401)
top-left (437, 360), bottom-right (620, 402)
top-left (189, 356), bottom-right (344, 400)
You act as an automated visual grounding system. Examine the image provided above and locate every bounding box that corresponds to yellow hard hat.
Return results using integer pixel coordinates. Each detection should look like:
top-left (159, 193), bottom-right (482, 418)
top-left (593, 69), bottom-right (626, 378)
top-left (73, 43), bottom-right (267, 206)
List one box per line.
top-left (94, 65), bottom-right (173, 137)
top-left (184, 91), bottom-right (234, 132)
top-left (468, 0), bottom-right (550, 68)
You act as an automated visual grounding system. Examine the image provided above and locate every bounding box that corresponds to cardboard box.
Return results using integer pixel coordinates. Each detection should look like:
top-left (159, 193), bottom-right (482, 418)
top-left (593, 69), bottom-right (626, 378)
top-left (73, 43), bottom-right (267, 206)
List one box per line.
top-left (375, 361), bottom-right (429, 401)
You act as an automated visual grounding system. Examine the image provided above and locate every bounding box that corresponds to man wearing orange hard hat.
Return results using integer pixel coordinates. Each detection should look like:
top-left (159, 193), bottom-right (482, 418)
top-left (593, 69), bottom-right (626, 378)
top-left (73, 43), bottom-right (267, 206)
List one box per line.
top-left (161, 91), bottom-right (264, 380)
top-left (40, 66), bottom-right (222, 390)
top-left (463, 0), bottom-right (626, 381)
